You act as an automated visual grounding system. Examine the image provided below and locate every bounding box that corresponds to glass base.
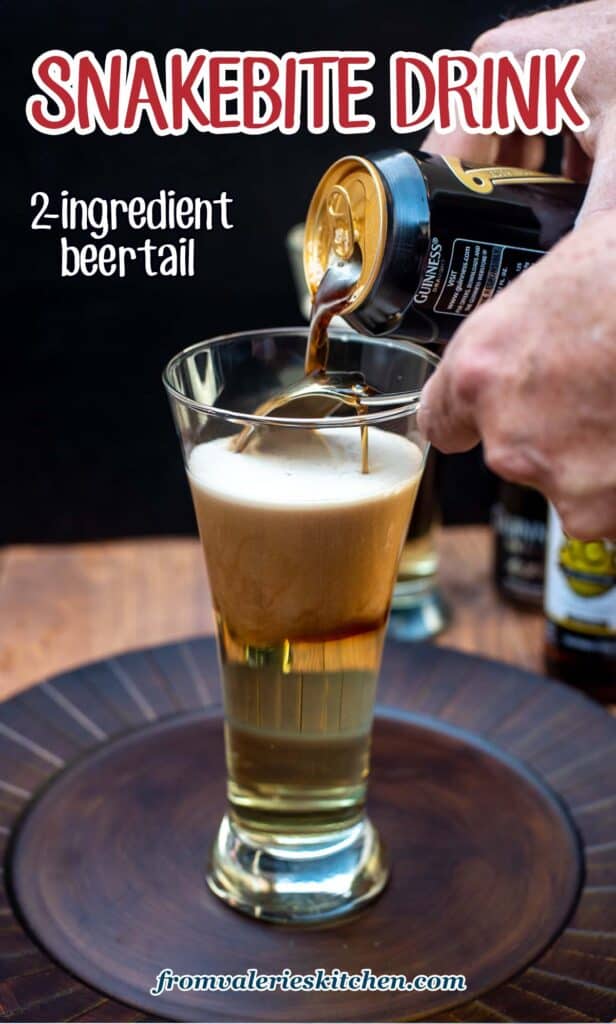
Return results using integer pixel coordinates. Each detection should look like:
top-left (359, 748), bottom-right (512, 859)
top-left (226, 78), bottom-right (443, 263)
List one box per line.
top-left (207, 813), bottom-right (389, 924)
top-left (389, 580), bottom-right (450, 641)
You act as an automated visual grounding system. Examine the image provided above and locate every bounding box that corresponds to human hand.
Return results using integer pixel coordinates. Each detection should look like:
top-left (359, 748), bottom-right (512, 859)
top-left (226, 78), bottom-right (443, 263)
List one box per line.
top-left (423, 0), bottom-right (616, 217)
top-left (417, 0), bottom-right (616, 537)
top-left (417, 207), bottom-right (616, 538)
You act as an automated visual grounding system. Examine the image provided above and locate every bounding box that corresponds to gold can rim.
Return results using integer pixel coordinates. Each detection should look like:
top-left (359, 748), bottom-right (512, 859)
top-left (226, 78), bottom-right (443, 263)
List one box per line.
top-left (303, 155), bottom-right (387, 314)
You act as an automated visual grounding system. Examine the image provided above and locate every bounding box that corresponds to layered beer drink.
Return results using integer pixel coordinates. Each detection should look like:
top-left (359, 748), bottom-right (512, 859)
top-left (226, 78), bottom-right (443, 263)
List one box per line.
top-left (164, 327), bottom-right (436, 922)
top-left (188, 426), bottom-right (422, 836)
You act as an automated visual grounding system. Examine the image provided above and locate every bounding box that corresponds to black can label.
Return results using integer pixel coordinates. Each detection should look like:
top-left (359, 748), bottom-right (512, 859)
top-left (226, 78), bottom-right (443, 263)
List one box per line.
top-left (415, 236), bottom-right (542, 318)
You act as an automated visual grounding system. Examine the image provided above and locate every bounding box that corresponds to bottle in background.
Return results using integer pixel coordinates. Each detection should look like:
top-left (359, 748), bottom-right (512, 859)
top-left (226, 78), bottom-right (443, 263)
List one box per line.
top-left (397, 447), bottom-right (439, 586)
top-left (544, 505), bottom-right (616, 702)
top-left (493, 482), bottom-right (547, 608)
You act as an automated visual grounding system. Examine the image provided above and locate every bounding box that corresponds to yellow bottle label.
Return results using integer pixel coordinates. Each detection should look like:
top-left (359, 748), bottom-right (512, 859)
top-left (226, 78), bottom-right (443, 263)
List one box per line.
top-left (545, 506), bottom-right (616, 637)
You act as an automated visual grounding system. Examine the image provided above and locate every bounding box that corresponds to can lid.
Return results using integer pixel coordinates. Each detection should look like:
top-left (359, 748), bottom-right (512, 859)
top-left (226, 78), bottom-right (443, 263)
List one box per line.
top-left (304, 156), bottom-right (387, 313)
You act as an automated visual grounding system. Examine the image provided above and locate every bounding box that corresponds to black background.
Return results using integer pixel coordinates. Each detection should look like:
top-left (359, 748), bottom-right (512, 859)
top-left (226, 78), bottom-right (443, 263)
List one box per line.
top-left (2, 0), bottom-right (539, 543)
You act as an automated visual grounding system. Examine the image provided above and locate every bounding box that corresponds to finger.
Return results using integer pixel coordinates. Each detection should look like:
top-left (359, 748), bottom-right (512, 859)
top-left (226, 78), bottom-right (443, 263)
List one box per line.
top-left (422, 127), bottom-right (500, 162)
top-left (578, 103), bottom-right (616, 219)
top-left (417, 346), bottom-right (482, 453)
top-left (497, 132), bottom-right (546, 170)
top-left (421, 130), bottom-right (545, 179)
top-left (562, 130), bottom-right (593, 181)
top-left (554, 491), bottom-right (616, 541)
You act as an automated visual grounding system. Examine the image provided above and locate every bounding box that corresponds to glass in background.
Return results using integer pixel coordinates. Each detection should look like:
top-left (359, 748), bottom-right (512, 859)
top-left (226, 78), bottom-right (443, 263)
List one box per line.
top-left (388, 447), bottom-right (449, 640)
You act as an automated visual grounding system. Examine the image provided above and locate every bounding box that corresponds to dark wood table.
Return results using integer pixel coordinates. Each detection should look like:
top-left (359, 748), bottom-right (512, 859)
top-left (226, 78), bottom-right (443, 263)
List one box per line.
top-left (0, 526), bottom-right (545, 701)
top-left (2, 526), bottom-right (616, 1024)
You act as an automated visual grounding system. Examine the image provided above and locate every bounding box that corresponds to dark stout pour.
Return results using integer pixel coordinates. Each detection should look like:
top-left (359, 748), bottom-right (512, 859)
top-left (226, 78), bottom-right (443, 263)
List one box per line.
top-left (305, 256), bottom-right (371, 474)
top-left (304, 257), bottom-right (360, 375)
top-left (233, 255), bottom-right (372, 471)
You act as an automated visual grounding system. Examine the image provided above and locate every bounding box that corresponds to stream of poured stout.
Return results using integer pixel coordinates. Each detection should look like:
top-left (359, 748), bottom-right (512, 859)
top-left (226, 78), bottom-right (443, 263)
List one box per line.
top-left (232, 258), bottom-right (373, 471)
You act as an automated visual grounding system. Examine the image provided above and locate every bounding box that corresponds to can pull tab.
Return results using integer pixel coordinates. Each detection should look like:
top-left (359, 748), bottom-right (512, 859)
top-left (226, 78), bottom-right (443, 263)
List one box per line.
top-left (326, 185), bottom-right (355, 261)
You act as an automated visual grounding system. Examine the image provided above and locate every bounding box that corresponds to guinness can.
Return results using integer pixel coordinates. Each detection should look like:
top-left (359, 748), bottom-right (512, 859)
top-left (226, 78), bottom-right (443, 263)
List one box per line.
top-left (304, 149), bottom-right (585, 344)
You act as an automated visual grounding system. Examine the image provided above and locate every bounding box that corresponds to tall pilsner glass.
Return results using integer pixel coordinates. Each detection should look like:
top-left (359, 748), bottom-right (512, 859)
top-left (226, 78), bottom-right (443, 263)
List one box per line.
top-left (164, 328), bottom-right (437, 923)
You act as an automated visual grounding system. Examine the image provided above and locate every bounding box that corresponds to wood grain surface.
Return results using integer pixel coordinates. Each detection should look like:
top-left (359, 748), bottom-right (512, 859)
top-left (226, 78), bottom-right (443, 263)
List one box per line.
top-left (0, 527), bottom-right (545, 702)
top-left (11, 701), bottom-right (582, 1022)
top-left (3, 637), bottom-right (615, 1022)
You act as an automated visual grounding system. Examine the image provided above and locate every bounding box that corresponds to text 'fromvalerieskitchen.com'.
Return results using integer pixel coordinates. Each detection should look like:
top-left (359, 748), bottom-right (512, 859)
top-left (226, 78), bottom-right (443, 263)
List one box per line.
top-left (150, 967), bottom-right (468, 996)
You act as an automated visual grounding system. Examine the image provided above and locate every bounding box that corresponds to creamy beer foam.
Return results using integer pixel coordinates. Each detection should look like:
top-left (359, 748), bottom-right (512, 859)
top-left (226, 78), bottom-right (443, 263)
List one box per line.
top-left (189, 427), bottom-right (422, 645)
top-left (190, 426), bottom-right (421, 506)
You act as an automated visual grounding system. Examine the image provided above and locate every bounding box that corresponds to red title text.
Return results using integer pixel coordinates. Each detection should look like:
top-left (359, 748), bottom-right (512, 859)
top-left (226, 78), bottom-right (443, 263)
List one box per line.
top-left (26, 49), bottom-right (589, 136)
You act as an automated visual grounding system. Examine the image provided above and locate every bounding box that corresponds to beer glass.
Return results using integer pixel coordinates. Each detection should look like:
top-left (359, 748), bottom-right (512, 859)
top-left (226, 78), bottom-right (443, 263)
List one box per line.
top-left (164, 328), bottom-right (437, 923)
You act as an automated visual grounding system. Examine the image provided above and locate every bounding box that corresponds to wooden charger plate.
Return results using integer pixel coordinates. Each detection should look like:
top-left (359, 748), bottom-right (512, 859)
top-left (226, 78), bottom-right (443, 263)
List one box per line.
top-left (1, 638), bottom-right (615, 1022)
